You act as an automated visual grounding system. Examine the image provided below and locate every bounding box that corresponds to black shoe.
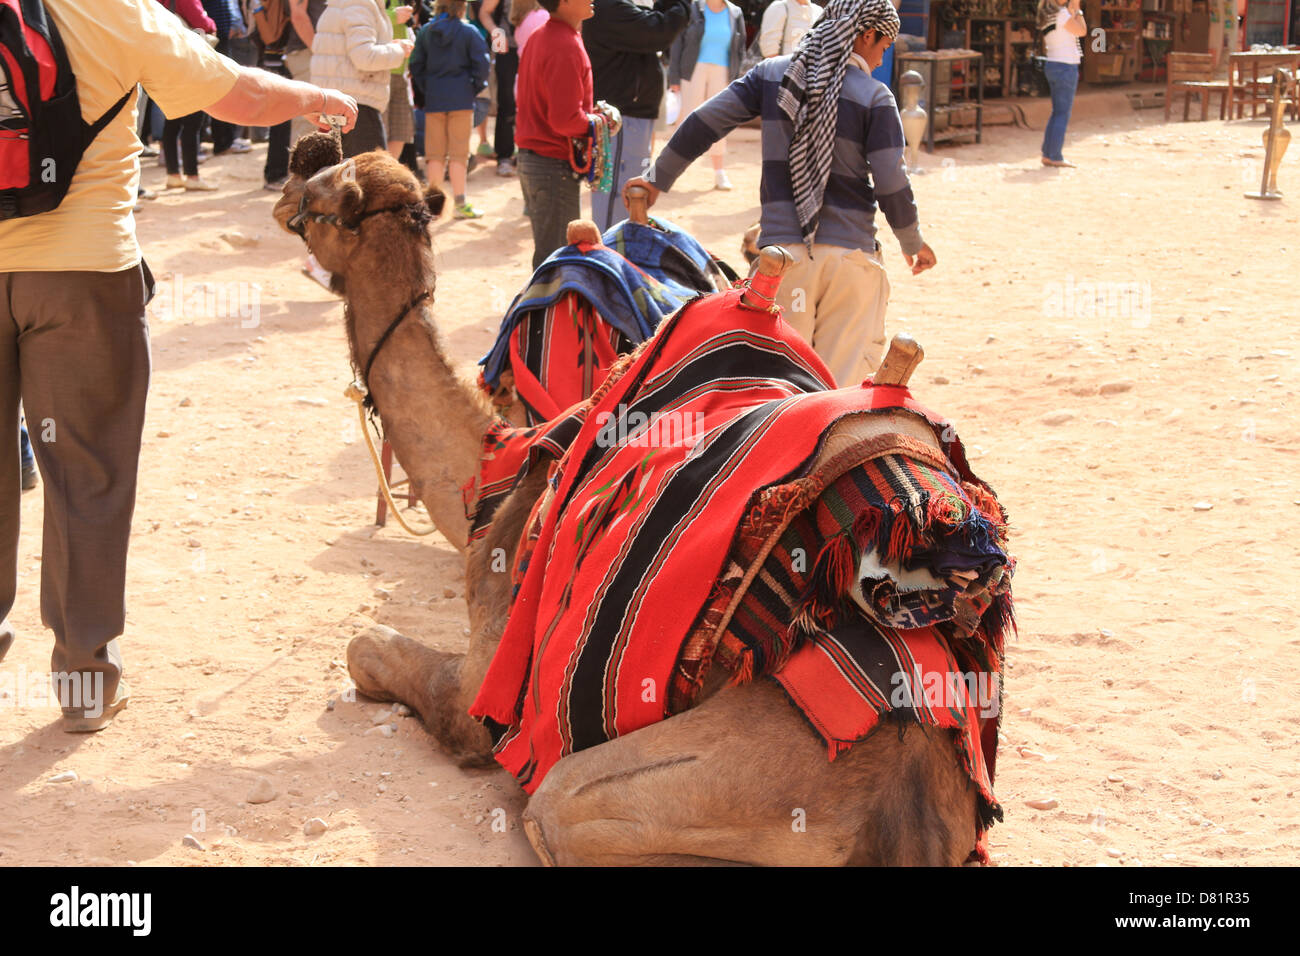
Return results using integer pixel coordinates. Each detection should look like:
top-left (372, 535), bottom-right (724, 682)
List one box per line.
top-left (21, 460), bottom-right (38, 491)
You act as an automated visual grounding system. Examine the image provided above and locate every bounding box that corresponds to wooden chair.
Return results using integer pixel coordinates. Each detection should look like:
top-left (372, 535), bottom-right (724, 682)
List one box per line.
top-left (1165, 52), bottom-right (1229, 121)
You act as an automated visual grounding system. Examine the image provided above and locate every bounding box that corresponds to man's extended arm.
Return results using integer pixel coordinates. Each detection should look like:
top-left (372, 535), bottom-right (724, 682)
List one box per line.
top-left (206, 67), bottom-right (359, 130)
top-left (584, 0), bottom-right (691, 54)
top-left (863, 88), bottom-right (934, 272)
top-left (648, 67), bottom-right (762, 191)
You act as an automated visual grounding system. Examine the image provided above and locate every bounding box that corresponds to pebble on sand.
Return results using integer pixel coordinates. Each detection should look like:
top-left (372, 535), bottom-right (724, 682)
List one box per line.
top-left (1098, 381), bottom-right (1134, 396)
top-left (182, 834), bottom-right (205, 851)
top-left (1041, 411), bottom-right (1075, 426)
top-left (1025, 798), bottom-right (1059, 811)
top-left (364, 723), bottom-right (396, 738)
top-left (303, 818), bottom-right (329, 836)
top-left (49, 771), bottom-right (78, 784)
top-left (371, 707), bottom-right (394, 725)
top-left (246, 776), bottom-right (278, 804)
top-left (1192, 501), bottom-right (1214, 511)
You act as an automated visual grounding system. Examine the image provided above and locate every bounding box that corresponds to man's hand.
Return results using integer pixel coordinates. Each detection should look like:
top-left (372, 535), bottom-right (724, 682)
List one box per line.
top-left (312, 89), bottom-right (360, 132)
top-left (623, 176), bottom-right (660, 208)
top-left (394, 4), bottom-right (414, 23)
top-left (904, 243), bottom-right (936, 275)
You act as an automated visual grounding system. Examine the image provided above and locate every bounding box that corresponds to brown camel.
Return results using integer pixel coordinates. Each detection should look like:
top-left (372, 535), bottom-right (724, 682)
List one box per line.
top-left (274, 147), bottom-right (990, 865)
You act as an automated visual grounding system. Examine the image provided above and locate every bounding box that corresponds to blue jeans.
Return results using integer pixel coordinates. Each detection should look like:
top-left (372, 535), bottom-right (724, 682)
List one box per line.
top-left (1042, 61), bottom-right (1079, 162)
top-left (589, 116), bottom-right (655, 233)
top-left (518, 149), bottom-right (581, 271)
top-left (19, 416), bottom-right (32, 468)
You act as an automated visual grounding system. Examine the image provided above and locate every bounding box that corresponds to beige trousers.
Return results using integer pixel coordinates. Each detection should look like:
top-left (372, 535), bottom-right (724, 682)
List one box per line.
top-left (679, 62), bottom-right (730, 158)
top-left (771, 243), bottom-right (891, 386)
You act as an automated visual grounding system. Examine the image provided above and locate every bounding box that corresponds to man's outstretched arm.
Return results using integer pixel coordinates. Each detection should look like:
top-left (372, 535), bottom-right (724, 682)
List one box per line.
top-left (206, 67), bottom-right (359, 131)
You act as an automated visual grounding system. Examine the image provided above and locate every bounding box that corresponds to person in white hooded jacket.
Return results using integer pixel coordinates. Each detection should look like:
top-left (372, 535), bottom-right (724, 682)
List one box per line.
top-left (311, 0), bottom-right (415, 155)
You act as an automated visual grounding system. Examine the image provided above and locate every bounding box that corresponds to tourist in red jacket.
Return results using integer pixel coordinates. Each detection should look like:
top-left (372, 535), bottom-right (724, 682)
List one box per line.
top-left (514, 0), bottom-right (597, 269)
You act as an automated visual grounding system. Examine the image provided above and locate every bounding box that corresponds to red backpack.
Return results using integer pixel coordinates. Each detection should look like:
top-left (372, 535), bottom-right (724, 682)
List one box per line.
top-left (0, 0), bottom-right (132, 220)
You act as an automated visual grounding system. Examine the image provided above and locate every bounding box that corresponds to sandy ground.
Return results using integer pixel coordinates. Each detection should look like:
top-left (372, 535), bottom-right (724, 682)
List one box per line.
top-left (2, 91), bottom-right (1297, 867)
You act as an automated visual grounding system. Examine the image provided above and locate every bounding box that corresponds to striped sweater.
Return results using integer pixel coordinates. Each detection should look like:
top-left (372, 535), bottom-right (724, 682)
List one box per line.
top-left (650, 53), bottom-right (923, 257)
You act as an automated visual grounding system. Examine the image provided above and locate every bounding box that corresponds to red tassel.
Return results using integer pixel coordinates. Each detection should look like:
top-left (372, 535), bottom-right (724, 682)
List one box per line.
top-left (885, 506), bottom-right (916, 563)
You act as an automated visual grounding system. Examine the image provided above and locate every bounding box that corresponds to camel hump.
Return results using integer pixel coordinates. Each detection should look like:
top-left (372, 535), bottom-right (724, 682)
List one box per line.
top-left (566, 219), bottom-right (602, 246)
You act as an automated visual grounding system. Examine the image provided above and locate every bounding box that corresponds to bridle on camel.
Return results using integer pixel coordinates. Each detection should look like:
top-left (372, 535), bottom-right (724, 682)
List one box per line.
top-left (339, 288), bottom-right (438, 537)
top-left (286, 193), bottom-right (427, 238)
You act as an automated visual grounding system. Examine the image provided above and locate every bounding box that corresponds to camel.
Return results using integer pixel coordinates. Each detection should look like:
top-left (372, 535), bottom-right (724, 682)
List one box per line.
top-left (273, 145), bottom-right (1000, 865)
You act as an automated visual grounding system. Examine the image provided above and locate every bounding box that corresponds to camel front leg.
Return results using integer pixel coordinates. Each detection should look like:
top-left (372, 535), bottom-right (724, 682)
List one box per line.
top-left (522, 678), bottom-right (979, 866)
top-left (347, 625), bottom-right (496, 766)
top-left (346, 467), bottom-right (548, 766)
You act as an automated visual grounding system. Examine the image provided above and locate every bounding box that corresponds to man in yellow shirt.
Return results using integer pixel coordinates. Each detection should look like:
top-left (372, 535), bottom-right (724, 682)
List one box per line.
top-left (0, 0), bottom-right (358, 732)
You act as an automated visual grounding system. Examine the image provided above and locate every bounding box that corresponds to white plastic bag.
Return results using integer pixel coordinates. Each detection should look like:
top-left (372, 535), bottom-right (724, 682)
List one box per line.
top-left (664, 89), bottom-right (681, 126)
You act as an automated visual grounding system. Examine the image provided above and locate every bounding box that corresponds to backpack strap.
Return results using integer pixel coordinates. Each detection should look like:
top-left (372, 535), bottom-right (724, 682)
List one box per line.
top-left (83, 86), bottom-right (135, 149)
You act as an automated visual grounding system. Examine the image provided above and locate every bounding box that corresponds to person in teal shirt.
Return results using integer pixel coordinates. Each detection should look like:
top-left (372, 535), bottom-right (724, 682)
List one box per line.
top-left (667, 0), bottom-right (745, 190)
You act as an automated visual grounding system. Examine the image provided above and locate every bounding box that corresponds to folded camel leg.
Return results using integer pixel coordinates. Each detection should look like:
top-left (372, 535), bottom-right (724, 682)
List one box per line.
top-left (522, 676), bottom-right (978, 866)
top-left (346, 467), bottom-right (548, 767)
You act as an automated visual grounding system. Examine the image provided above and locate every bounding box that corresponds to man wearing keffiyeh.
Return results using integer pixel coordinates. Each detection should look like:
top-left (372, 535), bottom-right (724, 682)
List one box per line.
top-left (626, 0), bottom-right (935, 386)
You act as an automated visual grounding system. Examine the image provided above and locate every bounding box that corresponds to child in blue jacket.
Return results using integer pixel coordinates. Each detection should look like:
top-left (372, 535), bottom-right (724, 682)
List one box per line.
top-left (410, 0), bottom-right (491, 219)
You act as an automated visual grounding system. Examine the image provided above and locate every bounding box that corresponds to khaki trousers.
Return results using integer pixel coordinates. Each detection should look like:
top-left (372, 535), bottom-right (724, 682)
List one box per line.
top-left (1, 265), bottom-right (152, 712)
top-left (770, 243), bottom-right (891, 386)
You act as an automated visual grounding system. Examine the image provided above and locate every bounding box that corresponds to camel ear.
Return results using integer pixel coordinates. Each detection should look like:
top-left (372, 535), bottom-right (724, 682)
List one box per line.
top-left (337, 178), bottom-right (366, 226)
top-left (425, 185), bottom-right (446, 219)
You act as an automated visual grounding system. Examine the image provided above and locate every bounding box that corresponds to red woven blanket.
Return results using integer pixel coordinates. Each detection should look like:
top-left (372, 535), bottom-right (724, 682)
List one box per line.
top-left (469, 290), bottom-right (1013, 852)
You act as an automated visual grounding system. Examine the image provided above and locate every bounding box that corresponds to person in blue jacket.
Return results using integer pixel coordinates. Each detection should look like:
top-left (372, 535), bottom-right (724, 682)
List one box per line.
top-left (411, 0), bottom-right (491, 219)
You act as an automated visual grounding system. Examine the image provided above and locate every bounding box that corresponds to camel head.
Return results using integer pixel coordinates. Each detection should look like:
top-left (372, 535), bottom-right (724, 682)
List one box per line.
top-left (272, 136), bottom-right (446, 282)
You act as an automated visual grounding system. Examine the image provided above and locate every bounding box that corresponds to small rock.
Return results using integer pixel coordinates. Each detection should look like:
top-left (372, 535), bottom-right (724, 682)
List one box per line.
top-left (49, 771), bottom-right (78, 784)
top-left (293, 397), bottom-right (329, 407)
top-left (1098, 381), bottom-right (1134, 396)
top-left (1192, 501), bottom-right (1214, 512)
top-left (1041, 410), bottom-right (1075, 426)
top-left (246, 776), bottom-right (278, 804)
top-left (156, 431), bottom-right (171, 439)
top-left (179, 397), bottom-right (192, 407)
top-left (1107, 774), bottom-right (1124, 783)
top-left (1106, 848), bottom-right (1123, 859)
top-left (1025, 797), bottom-right (1059, 811)
top-left (182, 834), bottom-right (206, 851)
top-left (931, 375), bottom-right (950, 385)
top-left (325, 698), bottom-right (336, 712)
top-left (442, 587), bottom-right (456, 599)
top-left (371, 707), bottom-right (394, 725)
top-left (303, 817), bottom-right (329, 836)
top-left (393, 703), bottom-right (411, 717)
top-left (219, 230), bottom-right (260, 248)
top-left (1211, 769), bottom-right (1224, 780)
top-left (364, 723), bottom-right (396, 738)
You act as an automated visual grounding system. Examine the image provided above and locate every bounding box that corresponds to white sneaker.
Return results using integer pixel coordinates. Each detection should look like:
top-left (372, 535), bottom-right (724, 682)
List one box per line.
top-left (714, 169), bottom-right (733, 191)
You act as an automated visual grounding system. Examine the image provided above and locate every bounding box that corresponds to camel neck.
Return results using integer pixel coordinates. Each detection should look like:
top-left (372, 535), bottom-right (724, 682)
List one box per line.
top-left (349, 275), bottom-right (489, 554)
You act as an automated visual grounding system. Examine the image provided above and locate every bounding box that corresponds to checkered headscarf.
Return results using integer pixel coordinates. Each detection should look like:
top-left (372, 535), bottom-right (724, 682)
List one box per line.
top-left (777, 0), bottom-right (901, 254)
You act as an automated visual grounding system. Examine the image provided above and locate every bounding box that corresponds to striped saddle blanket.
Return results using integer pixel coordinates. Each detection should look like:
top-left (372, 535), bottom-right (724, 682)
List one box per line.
top-left (466, 289), bottom-right (1014, 855)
